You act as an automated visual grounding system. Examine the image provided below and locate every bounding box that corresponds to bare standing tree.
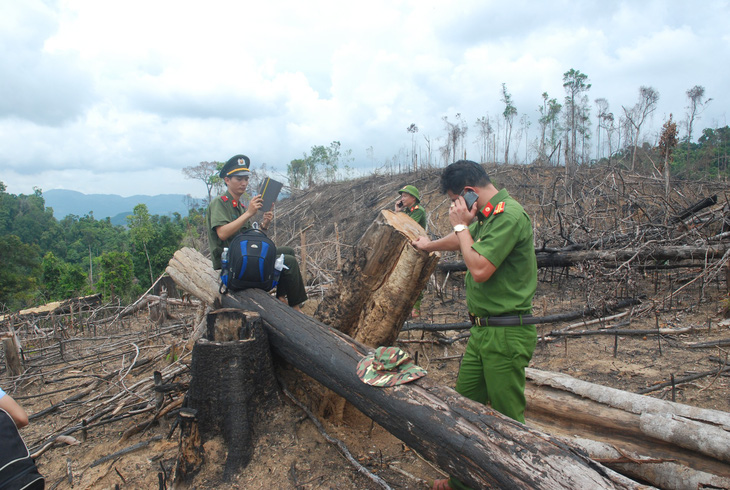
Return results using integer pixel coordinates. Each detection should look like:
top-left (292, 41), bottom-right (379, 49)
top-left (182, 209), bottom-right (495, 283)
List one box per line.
top-left (475, 115), bottom-right (493, 163)
top-left (422, 135), bottom-right (432, 168)
top-left (442, 116), bottom-right (455, 164)
top-left (514, 114), bottom-right (531, 164)
top-left (442, 114), bottom-right (468, 164)
top-left (601, 111), bottom-right (616, 166)
top-left (658, 114), bottom-right (678, 197)
top-left (562, 69), bottom-right (591, 174)
top-left (622, 86), bottom-right (660, 171)
top-left (594, 98), bottom-right (609, 161)
top-left (537, 93), bottom-right (562, 166)
top-left (406, 123), bottom-right (419, 172)
top-left (457, 113), bottom-right (468, 160)
top-left (501, 83), bottom-right (517, 165)
top-left (684, 85), bottom-right (712, 165)
top-left (182, 161), bottom-right (222, 205)
top-left (578, 100), bottom-right (592, 165)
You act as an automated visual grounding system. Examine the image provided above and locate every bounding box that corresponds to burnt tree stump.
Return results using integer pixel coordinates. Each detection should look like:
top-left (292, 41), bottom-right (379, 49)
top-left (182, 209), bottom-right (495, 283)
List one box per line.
top-left (186, 310), bottom-right (281, 480)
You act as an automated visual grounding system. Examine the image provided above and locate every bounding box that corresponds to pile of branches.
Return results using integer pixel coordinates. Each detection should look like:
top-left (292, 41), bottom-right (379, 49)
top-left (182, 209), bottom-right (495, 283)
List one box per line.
top-left (0, 289), bottom-right (202, 488)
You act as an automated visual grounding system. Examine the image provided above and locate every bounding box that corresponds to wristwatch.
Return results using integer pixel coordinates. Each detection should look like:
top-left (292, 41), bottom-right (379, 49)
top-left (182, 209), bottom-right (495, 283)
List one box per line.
top-left (453, 224), bottom-right (468, 233)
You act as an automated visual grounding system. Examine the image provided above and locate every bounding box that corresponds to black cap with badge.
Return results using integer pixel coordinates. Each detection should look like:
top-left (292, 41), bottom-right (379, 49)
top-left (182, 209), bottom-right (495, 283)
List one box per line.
top-left (219, 154), bottom-right (251, 178)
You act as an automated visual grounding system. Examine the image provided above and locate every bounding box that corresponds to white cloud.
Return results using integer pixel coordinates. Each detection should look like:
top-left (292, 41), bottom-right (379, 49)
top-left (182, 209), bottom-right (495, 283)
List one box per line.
top-left (0, 0), bottom-right (728, 198)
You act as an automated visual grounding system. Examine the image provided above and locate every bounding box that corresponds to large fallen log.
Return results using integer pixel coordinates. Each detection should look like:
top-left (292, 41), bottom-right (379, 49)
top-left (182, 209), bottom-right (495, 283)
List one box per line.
top-left (166, 247), bottom-right (641, 489)
top-left (438, 244), bottom-right (730, 272)
top-left (525, 369), bottom-right (730, 490)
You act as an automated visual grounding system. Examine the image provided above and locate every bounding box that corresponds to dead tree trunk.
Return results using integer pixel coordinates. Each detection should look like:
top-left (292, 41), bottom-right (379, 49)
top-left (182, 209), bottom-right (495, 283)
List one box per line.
top-left (438, 244), bottom-right (730, 272)
top-left (186, 309), bottom-right (281, 480)
top-left (167, 245), bottom-right (642, 489)
top-left (525, 369), bottom-right (730, 489)
top-left (2, 334), bottom-right (22, 376)
top-left (172, 408), bottom-right (204, 484)
top-left (315, 210), bottom-right (440, 346)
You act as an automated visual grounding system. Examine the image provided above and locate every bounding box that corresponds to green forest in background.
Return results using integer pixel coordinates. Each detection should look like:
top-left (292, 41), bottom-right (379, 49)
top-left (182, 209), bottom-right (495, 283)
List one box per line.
top-left (0, 184), bottom-right (207, 311)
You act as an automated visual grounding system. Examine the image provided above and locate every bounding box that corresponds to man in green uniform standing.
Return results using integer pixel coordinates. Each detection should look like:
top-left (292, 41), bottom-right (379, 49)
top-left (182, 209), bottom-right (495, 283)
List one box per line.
top-left (411, 160), bottom-right (537, 490)
top-left (207, 154), bottom-right (307, 310)
top-left (395, 185), bottom-right (427, 229)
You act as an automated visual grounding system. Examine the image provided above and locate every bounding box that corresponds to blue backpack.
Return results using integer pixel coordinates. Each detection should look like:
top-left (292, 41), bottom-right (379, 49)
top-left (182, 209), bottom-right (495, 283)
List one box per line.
top-left (221, 228), bottom-right (277, 293)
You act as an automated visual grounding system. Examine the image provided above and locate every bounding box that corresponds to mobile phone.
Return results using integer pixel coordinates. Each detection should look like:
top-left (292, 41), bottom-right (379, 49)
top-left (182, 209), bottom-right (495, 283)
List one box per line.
top-left (462, 190), bottom-right (478, 210)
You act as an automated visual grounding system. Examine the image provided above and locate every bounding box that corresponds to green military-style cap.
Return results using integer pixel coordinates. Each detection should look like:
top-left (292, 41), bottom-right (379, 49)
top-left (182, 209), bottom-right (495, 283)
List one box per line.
top-left (356, 346), bottom-right (427, 387)
top-left (219, 154), bottom-right (251, 179)
top-left (398, 185), bottom-right (420, 202)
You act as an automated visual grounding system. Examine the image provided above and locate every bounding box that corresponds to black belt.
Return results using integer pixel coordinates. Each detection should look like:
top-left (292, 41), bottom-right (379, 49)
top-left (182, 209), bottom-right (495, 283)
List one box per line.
top-left (469, 313), bottom-right (537, 327)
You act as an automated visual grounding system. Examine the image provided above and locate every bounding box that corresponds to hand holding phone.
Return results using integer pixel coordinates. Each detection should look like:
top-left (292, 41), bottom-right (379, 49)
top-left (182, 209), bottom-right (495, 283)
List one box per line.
top-left (462, 190), bottom-right (478, 210)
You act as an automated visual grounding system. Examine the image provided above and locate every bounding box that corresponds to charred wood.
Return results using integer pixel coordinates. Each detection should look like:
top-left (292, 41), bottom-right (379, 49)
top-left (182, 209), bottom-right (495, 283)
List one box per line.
top-left (186, 310), bottom-right (281, 480)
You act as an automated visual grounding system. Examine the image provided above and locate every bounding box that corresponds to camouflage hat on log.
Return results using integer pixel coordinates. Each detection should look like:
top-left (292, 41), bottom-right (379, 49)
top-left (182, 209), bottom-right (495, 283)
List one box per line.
top-left (356, 346), bottom-right (427, 387)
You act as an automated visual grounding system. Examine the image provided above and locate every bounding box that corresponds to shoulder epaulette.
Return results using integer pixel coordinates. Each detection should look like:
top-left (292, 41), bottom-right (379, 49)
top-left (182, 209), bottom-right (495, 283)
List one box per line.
top-left (493, 201), bottom-right (506, 215)
top-left (221, 195), bottom-right (229, 202)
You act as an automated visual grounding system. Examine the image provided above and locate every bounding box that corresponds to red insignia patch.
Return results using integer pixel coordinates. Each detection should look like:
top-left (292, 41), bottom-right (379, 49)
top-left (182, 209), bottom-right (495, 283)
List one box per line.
top-left (494, 201), bottom-right (506, 215)
top-left (221, 196), bottom-right (229, 202)
top-left (232, 200), bottom-right (238, 207)
top-left (480, 202), bottom-right (494, 218)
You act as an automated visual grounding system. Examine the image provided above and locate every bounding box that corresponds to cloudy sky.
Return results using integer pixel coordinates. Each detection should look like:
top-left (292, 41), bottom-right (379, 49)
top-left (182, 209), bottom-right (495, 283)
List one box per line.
top-left (2, 0), bottom-right (728, 198)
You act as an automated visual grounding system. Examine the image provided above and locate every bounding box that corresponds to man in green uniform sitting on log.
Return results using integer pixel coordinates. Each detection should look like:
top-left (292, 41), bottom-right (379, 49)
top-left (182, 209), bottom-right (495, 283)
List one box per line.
top-left (411, 160), bottom-right (537, 490)
top-left (207, 154), bottom-right (307, 310)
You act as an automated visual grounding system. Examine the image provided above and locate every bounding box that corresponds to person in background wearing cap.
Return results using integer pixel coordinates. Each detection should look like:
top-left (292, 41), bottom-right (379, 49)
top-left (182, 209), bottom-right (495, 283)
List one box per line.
top-left (411, 160), bottom-right (537, 490)
top-left (207, 154), bottom-right (307, 310)
top-left (395, 185), bottom-right (428, 317)
top-left (395, 185), bottom-right (427, 229)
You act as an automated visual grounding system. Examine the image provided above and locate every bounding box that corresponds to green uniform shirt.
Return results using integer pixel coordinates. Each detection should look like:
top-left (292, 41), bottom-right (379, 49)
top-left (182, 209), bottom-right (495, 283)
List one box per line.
top-left (465, 189), bottom-right (536, 318)
top-left (405, 204), bottom-right (427, 229)
top-left (207, 191), bottom-right (252, 269)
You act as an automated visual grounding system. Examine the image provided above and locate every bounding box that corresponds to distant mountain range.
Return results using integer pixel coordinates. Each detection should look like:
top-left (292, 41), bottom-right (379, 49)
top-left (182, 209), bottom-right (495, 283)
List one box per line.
top-left (43, 189), bottom-right (203, 226)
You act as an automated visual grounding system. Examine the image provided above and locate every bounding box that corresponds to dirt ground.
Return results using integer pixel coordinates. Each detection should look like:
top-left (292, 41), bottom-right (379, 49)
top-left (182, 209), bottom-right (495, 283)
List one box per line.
top-left (10, 269), bottom-right (729, 490)
top-left (6, 166), bottom-right (730, 489)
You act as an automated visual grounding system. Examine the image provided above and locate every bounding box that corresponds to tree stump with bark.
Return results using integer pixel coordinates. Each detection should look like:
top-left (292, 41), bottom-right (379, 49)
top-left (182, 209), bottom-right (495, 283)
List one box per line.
top-left (2, 333), bottom-right (22, 377)
top-left (186, 309), bottom-right (281, 480)
top-left (315, 209), bottom-right (440, 345)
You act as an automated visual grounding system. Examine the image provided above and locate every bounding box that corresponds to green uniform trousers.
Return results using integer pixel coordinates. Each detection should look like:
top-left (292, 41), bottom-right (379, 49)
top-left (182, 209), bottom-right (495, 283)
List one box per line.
top-left (275, 246), bottom-right (308, 307)
top-left (448, 323), bottom-right (537, 490)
